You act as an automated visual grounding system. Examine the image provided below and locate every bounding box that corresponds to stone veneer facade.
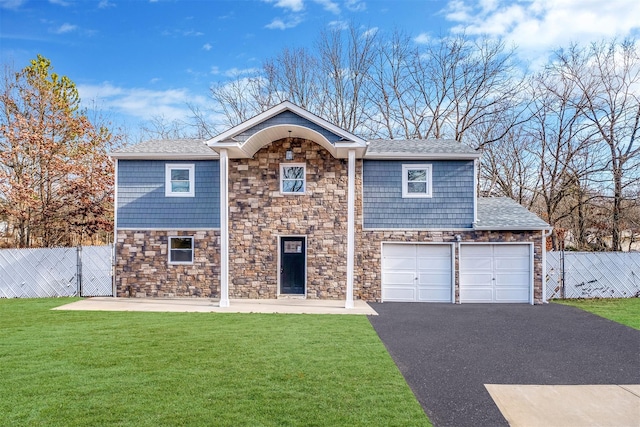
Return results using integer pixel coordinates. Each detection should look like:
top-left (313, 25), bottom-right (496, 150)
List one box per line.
top-left (116, 230), bottom-right (220, 297)
top-left (356, 229), bottom-right (544, 303)
top-left (227, 137), bottom-right (361, 299)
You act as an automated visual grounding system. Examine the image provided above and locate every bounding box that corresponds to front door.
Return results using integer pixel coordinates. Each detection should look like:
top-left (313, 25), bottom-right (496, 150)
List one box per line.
top-left (280, 237), bottom-right (305, 295)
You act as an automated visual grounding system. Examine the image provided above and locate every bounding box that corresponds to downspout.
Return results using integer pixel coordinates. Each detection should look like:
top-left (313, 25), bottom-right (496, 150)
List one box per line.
top-left (219, 149), bottom-right (230, 307)
top-left (473, 159), bottom-right (478, 226)
top-left (541, 228), bottom-right (554, 303)
top-left (345, 149), bottom-right (355, 309)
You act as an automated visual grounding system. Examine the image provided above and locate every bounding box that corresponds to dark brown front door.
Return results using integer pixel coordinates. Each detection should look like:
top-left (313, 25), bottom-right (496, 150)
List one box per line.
top-left (280, 237), bottom-right (305, 295)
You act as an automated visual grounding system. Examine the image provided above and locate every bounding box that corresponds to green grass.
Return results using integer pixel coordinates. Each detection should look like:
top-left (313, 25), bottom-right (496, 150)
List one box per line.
top-left (0, 298), bottom-right (430, 427)
top-left (553, 298), bottom-right (640, 330)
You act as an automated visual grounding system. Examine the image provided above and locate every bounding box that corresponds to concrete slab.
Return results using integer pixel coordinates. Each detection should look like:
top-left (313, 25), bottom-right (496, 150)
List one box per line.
top-left (52, 297), bottom-right (378, 315)
top-left (485, 384), bottom-right (640, 427)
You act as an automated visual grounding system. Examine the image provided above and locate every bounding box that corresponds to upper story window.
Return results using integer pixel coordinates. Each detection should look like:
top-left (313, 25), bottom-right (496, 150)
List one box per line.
top-left (402, 164), bottom-right (432, 198)
top-left (280, 163), bottom-right (306, 194)
top-left (165, 164), bottom-right (195, 197)
top-left (168, 236), bottom-right (194, 264)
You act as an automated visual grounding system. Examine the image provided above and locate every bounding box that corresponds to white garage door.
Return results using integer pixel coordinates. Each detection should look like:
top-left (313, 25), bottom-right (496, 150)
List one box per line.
top-left (459, 244), bottom-right (531, 303)
top-left (382, 244), bottom-right (453, 302)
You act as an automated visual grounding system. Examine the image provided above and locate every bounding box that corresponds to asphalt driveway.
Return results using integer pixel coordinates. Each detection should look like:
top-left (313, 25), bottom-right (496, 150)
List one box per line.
top-left (368, 302), bottom-right (640, 427)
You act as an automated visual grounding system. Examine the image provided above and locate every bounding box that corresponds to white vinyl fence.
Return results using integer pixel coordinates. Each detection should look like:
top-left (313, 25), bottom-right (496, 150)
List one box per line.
top-left (0, 245), bottom-right (113, 298)
top-left (546, 251), bottom-right (640, 299)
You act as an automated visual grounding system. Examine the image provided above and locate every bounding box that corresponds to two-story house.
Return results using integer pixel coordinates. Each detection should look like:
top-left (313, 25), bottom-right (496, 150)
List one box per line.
top-left (111, 101), bottom-right (550, 306)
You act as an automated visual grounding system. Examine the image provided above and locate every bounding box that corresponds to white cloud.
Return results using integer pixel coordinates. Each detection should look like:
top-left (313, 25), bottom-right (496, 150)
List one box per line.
top-left (362, 27), bottom-right (378, 39)
top-left (98, 0), bottom-right (116, 9)
top-left (444, 0), bottom-right (640, 63)
top-left (210, 66), bottom-right (220, 75)
top-left (414, 33), bottom-right (431, 45)
top-left (265, 15), bottom-right (304, 30)
top-left (223, 67), bottom-right (260, 77)
top-left (345, 0), bottom-right (366, 12)
top-left (49, 0), bottom-right (70, 6)
top-left (263, 0), bottom-right (304, 12)
top-left (328, 20), bottom-right (349, 30)
top-left (0, 0), bottom-right (26, 9)
top-left (53, 23), bottom-right (78, 34)
top-left (77, 83), bottom-right (208, 122)
top-left (202, 43), bottom-right (213, 51)
top-left (313, 0), bottom-right (340, 14)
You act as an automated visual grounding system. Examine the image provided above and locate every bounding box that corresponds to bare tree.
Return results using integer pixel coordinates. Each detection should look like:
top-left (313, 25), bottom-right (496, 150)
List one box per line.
top-left (551, 39), bottom-right (640, 250)
top-left (263, 47), bottom-right (321, 110)
top-left (315, 24), bottom-right (377, 133)
top-left (406, 34), bottom-right (527, 146)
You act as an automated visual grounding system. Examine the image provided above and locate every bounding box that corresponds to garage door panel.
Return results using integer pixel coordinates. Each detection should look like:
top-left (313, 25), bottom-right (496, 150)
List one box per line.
top-left (460, 245), bottom-right (489, 257)
top-left (461, 257), bottom-right (493, 271)
top-left (418, 272), bottom-right (451, 286)
top-left (460, 272), bottom-right (493, 286)
top-left (383, 287), bottom-right (416, 301)
top-left (382, 257), bottom-right (416, 270)
top-left (495, 272), bottom-right (529, 286)
top-left (494, 244), bottom-right (529, 257)
top-left (495, 257), bottom-right (529, 270)
top-left (418, 287), bottom-right (452, 302)
top-left (417, 244), bottom-right (450, 257)
top-left (382, 271), bottom-right (415, 285)
top-left (417, 256), bottom-right (450, 270)
top-left (383, 244), bottom-right (414, 256)
top-left (460, 288), bottom-right (494, 302)
top-left (495, 288), bottom-right (530, 302)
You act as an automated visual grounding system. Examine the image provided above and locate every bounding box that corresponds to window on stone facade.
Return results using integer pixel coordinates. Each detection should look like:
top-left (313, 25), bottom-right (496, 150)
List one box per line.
top-left (169, 236), bottom-right (194, 264)
top-left (165, 164), bottom-right (195, 197)
top-left (402, 164), bottom-right (432, 198)
top-left (280, 163), bottom-right (306, 194)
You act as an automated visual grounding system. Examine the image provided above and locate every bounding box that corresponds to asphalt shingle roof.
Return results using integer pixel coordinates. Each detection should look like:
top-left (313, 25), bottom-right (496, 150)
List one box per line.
top-left (476, 197), bottom-right (550, 230)
top-left (366, 139), bottom-right (480, 157)
top-left (110, 139), bottom-right (218, 158)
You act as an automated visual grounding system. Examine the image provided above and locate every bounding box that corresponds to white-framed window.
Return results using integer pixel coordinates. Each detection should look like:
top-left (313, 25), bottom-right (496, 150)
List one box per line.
top-left (280, 163), bottom-right (306, 194)
top-left (402, 164), bottom-right (432, 198)
top-left (168, 236), bottom-right (194, 264)
top-left (165, 164), bottom-right (195, 197)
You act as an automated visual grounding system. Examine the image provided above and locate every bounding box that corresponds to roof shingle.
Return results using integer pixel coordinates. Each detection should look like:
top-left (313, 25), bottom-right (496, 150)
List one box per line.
top-left (476, 197), bottom-right (550, 230)
top-left (366, 139), bottom-right (480, 158)
top-left (110, 139), bottom-right (218, 158)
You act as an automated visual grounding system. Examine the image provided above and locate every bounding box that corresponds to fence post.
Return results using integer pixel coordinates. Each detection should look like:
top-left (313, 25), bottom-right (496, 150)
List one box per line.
top-left (560, 244), bottom-right (565, 299)
top-left (77, 245), bottom-right (83, 297)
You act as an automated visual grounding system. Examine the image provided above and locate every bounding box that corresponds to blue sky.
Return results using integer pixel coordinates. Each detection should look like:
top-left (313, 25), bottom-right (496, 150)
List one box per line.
top-left (1, 0), bottom-right (639, 137)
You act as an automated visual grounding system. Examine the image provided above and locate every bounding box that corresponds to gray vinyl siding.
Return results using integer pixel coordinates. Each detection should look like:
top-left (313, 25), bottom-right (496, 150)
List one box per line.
top-left (234, 111), bottom-right (342, 144)
top-left (363, 160), bottom-right (474, 229)
top-left (117, 160), bottom-right (219, 228)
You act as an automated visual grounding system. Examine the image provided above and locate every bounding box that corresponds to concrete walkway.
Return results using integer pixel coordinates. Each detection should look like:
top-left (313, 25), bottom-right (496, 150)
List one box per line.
top-left (486, 384), bottom-right (640, 427)
top-left (53, 296), bottom-right (378, 315)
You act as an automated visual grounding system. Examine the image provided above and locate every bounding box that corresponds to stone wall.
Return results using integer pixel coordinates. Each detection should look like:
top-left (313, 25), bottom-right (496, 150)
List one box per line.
top-left (115, 229), bottom-right (220, 297)
top-left (356, 229), bottom-right (544, 303)
top-left (227, 137), bottom-right (361, 299)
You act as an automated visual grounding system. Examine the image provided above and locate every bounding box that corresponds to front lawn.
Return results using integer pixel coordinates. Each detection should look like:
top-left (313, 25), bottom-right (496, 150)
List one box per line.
top-left (553, 298), bottom-right (640, 330)
top-left (0, 298), bottom-right (430, 427)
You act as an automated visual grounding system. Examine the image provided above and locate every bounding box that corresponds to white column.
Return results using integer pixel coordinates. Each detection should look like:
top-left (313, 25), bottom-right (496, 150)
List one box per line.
top-left (219, 149), bottom-right (230, 307)
top-left (346, 149), bottom-right (356, 309)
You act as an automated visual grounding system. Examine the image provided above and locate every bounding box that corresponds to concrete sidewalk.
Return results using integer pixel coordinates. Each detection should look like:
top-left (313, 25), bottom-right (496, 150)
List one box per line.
top-left (486, 384), bottom-right (640, 427)
top-left (53, 297), bottom-right (378, 315)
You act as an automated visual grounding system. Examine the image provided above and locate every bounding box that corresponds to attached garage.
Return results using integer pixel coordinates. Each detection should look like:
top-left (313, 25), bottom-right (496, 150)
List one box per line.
top-left (459, 244), bottom-right (532, 303)
top-left (381, 243), bottom-right (454, 302)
